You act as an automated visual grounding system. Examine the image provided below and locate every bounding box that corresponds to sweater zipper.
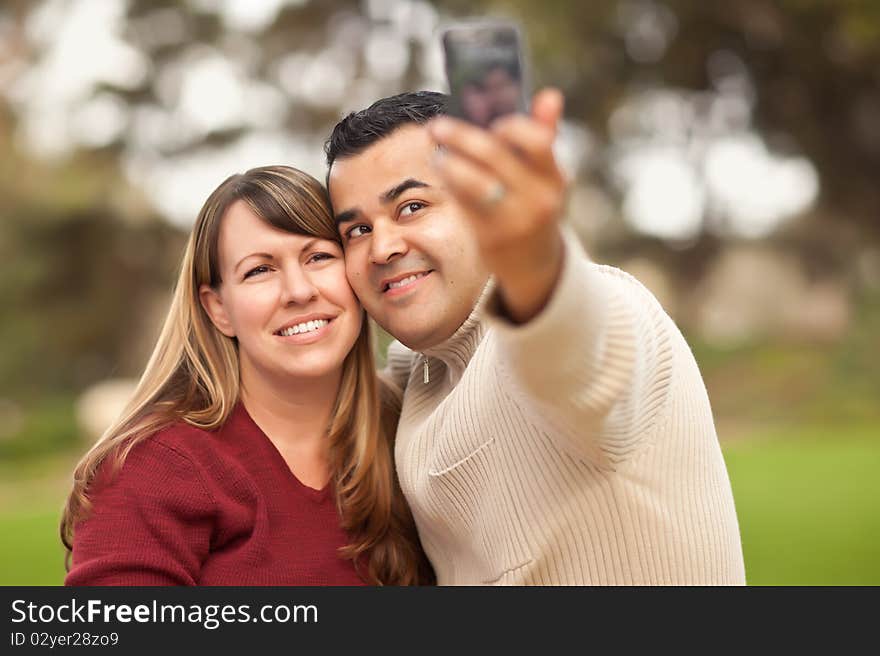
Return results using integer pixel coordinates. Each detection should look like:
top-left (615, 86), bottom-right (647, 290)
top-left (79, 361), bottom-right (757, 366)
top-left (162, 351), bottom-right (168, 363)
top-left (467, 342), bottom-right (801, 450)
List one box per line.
top-left (421, 354), bottom-right (430, 384)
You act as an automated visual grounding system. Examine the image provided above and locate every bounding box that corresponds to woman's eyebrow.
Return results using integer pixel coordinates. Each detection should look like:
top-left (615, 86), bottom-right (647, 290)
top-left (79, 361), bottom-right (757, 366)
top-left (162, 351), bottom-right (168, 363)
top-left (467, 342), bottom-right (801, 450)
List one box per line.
top-left (234, 252), bottom-right (275, 272)
top-left (233, 239), bottom-right (323, 272)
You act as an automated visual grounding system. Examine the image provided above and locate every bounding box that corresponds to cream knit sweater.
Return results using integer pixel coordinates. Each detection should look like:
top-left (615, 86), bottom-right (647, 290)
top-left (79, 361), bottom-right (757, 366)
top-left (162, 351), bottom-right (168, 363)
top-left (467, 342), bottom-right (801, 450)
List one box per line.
top-left (385, 229), bottom-right (746, 585)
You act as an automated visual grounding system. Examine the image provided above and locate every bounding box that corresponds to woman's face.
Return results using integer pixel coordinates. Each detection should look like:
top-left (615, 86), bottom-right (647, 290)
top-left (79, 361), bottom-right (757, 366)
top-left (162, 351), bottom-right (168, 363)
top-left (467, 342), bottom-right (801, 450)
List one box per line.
top-left (200, 199), bottom-right (362, 387)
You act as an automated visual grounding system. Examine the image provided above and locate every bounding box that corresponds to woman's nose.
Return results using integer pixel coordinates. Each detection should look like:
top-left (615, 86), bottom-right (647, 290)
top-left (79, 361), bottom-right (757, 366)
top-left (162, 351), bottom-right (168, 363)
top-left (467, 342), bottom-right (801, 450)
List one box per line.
top-left (280, 266), bottom-right (319, 305)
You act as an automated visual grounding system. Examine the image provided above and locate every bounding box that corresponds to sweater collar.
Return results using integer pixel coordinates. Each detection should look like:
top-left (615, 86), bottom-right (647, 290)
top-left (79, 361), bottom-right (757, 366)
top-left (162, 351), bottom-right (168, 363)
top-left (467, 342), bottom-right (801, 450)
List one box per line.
top-left (421, 277), bottom-right (495, 380)
top-left (228, 400), bottom-right (332, 502)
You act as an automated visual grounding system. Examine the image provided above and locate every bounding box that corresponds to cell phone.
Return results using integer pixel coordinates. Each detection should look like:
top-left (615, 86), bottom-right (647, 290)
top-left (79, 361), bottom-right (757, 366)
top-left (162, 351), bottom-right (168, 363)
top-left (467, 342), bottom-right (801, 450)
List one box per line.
top-left (440, 21), bottom-right (529, 128)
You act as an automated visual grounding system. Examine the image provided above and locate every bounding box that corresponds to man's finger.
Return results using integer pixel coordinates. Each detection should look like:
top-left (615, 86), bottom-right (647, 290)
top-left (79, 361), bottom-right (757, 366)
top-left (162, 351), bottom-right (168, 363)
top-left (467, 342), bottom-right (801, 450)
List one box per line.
top-left (491, 114), bottom-right (559, 174)
top-left (432, 148), bottom-right (513, 214)
top-left (428, 116), bottom-right (530, 184)
top-left (530, 88), bottom-right (564, 136)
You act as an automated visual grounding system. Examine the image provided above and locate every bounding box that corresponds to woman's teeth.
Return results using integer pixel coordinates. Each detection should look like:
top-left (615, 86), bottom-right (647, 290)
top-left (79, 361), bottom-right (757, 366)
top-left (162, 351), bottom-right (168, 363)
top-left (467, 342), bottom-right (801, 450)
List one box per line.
top-left (387, 273), bottom-right (425, 290)
top-left (279, 319), bottom-right (328, 336)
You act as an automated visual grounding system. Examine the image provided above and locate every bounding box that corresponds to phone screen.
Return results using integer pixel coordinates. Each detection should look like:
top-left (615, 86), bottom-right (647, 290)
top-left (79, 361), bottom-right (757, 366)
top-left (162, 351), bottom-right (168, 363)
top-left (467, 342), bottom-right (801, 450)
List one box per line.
top-left (441, 22), bottom-right (528, 128)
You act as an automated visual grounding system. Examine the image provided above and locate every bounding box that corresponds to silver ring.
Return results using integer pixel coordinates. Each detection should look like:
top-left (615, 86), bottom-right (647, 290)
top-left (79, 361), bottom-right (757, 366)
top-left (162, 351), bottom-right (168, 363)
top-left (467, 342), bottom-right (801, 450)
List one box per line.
top-left (481, 181), bottom-right (507, 207)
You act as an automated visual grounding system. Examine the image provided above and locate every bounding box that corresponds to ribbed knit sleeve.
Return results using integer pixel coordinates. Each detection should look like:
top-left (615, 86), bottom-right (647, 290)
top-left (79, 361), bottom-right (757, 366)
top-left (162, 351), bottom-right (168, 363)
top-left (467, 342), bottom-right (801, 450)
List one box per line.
top-left (65, 438), bottom-right (215, 586)
top-left (483, 227), bottom-right (675, 466)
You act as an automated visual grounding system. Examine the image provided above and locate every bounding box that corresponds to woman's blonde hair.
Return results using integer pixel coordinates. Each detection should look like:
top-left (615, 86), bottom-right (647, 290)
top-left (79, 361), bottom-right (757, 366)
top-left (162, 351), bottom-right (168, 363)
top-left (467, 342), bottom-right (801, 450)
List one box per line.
top-left (60, 165), bottom-right (433, 585)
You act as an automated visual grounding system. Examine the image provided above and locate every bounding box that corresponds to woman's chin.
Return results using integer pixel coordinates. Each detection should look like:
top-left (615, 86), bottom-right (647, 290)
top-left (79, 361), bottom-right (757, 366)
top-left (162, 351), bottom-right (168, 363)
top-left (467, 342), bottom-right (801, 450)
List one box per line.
top-left (278, 357), bottom-right (346, 384)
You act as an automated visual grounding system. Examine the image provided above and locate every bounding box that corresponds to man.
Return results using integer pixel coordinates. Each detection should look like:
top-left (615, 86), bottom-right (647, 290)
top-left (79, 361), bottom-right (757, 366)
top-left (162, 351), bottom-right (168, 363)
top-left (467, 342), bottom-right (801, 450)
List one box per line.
top-left (325, 88), bottom-right (746, 585)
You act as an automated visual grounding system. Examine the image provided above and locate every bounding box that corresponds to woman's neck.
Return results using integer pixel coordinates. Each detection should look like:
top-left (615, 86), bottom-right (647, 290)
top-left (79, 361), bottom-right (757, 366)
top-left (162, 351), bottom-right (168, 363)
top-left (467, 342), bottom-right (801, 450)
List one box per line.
top-left (238, 364), bottom-right (342, 488)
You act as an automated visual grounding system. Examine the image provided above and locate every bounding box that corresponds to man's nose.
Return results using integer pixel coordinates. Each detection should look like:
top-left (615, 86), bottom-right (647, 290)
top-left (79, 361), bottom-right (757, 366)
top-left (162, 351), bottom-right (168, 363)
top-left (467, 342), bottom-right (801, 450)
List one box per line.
top-left (280, 266), bottom-right (319, 305)
top-left (369, 218), bottom-right (407, 265)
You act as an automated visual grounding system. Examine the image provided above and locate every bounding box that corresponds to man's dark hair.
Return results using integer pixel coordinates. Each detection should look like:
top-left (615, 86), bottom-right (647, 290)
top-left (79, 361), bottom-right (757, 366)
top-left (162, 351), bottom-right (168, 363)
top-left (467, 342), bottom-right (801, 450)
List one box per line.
top-left (324, 91), bottom-right (450, 170)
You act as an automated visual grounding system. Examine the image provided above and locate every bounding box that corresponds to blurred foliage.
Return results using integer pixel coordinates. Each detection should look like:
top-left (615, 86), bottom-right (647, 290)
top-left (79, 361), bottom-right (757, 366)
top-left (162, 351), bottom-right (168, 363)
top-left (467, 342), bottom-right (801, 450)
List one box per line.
top-left (690, 293), bottom-right (880, 433)
top-left (0, 109), bottom-right (185, 402)
top-left (0, 395), bottom-right (78, 461)
top-left (459, 0), bottom-right (880, 239)
top-left (7, 0), bottom-right (876, 242)
top-left (0, 0), bottom-right (875, 424)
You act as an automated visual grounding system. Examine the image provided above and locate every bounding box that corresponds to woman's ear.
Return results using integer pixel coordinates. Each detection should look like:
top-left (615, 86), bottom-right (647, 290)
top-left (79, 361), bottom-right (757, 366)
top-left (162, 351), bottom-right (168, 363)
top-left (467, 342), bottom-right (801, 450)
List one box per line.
top-left (199, 284), bottom-right (236, 338)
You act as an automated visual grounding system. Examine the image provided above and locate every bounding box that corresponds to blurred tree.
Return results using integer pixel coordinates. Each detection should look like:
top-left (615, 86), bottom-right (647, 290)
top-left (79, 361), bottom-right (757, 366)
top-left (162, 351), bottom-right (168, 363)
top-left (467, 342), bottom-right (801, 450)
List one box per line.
top-left (8, 0), bottom-right (877, 239)
top-left (458, 0), bottom-right (880, 240)
top-left (0, 105), bottom-right (184, 402)
top-left (2, 0), bottom-right (879, 405)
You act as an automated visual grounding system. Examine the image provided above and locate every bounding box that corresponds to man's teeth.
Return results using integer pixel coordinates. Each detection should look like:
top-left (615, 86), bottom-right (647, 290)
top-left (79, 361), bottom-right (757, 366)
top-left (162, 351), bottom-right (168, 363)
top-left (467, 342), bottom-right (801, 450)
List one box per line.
top-left (279, 319), bottom-right (328, 336)
top-left (387, 273), bottom-right (426, 290)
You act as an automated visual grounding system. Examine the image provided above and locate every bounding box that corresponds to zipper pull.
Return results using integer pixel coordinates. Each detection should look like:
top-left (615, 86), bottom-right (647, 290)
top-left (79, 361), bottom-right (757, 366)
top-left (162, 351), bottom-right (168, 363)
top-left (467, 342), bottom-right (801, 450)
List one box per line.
top-left (422, 355), bottom-right (430, 384)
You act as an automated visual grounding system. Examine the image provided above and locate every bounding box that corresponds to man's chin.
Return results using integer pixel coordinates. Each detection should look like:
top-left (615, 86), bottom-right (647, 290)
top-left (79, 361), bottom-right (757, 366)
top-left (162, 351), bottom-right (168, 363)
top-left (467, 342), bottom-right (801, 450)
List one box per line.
top-left (379, 319), bottom-right (450, 353)
top-left (371, 297), bottom-right (472, 351)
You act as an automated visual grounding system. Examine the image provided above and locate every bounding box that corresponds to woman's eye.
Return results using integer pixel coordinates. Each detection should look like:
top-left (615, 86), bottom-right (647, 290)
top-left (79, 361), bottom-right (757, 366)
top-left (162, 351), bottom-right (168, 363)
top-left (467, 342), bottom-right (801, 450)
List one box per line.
top-left (243, 265), bottom-right (270, 279)
top-left (307, 252), bottom-right (335, 264)
top-left (345, 224), bottom-right (371, 239)
top-left (400, 201), bottom-right (425, 217)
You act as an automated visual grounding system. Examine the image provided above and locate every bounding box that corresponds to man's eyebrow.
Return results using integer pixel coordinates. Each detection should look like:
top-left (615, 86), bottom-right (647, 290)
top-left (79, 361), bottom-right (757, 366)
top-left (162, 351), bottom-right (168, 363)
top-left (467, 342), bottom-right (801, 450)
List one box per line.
top-left (380, 178), bottom-right (429, 204)
top-left (334, 179), bottom-right (430, 225)
top-left (335, 209), bottom-right (358, 225)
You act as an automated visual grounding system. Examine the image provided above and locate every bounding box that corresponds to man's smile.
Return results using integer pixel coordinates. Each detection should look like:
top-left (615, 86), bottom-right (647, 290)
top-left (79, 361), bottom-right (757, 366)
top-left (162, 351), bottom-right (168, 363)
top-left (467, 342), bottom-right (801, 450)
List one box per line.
top-left (379, 270), bottom-right (434, 296)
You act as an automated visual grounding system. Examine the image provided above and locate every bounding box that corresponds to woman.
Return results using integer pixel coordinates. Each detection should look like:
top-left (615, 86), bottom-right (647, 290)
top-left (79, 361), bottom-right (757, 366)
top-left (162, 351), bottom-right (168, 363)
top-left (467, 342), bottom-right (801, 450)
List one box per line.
top-left (61, 166), bottom-right (433, 585)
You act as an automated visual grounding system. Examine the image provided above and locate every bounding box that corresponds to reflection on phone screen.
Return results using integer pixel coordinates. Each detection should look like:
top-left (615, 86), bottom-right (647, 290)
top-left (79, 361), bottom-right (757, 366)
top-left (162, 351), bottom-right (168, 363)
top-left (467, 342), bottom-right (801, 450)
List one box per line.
top-left (442, 23), bottom-right (527, 128)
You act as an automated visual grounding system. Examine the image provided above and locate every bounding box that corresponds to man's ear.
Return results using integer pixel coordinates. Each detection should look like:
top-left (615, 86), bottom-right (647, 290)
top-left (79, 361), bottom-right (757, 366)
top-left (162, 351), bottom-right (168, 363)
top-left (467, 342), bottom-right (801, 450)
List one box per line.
top-left (199, 284), bottom-right (236, 338)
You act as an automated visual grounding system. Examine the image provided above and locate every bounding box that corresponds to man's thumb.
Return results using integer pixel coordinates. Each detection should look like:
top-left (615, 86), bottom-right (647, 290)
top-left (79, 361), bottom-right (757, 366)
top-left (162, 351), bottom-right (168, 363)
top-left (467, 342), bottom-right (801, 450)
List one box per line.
top-left (531, 88), bottom-right (564, 134)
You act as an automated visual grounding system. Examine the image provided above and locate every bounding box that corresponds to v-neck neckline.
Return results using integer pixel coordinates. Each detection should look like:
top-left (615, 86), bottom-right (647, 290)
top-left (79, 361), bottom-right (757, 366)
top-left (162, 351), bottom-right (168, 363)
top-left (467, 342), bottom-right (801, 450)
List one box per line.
top-left (235, 402), bottom-right (332, 504)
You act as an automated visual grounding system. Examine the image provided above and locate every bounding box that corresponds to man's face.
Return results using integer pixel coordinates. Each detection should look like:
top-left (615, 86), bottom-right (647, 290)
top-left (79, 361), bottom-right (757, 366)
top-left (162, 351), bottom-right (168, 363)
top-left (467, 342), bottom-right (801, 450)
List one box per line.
top-left (328, 124), bottom-right (489, 352)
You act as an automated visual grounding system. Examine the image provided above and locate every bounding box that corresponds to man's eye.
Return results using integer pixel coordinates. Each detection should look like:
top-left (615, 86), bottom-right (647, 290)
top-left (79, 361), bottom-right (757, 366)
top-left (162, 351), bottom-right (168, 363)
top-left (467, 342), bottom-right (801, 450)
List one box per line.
top-left (400, 201), bottom-right (425, 217)
top-left (244, 265), bottom-right (270, 279)
top-left (345, 224), bottom-right (371, 239)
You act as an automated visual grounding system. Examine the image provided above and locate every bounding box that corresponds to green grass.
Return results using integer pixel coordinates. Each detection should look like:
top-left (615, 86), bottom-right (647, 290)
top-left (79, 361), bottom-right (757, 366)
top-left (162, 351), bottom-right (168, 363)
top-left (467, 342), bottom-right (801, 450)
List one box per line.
top-left (0, 447), bottom-right (77, 586)
top-left (1, 428), bottom-right (877, 586)
top-left (0, 509), bottom-right (66, 585)
top-left (724, 425), bottom-right (880, 585)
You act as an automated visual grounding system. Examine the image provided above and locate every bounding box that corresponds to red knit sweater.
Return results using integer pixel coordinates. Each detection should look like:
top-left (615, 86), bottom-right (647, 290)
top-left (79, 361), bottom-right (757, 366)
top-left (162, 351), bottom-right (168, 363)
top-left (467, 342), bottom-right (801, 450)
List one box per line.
top-left (65, 403), bottom-right (366, 586)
